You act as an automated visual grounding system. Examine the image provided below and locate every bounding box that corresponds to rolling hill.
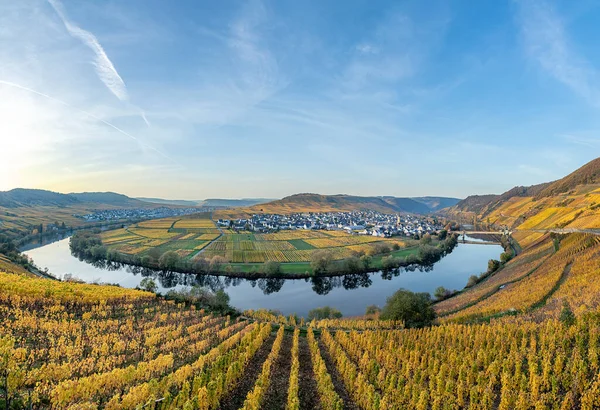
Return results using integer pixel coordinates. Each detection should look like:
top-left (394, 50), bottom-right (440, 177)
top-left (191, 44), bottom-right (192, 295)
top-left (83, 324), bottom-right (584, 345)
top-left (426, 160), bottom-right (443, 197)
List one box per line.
top-left (0, 188), bottom-right (150, 208)
top-left (243, 193), bottom-right (460, 215)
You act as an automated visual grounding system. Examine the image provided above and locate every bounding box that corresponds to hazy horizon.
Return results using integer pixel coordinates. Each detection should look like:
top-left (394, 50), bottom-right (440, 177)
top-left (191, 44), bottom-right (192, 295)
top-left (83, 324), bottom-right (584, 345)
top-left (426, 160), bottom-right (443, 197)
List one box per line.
top-left (2, 0), bottom-right (600, 198)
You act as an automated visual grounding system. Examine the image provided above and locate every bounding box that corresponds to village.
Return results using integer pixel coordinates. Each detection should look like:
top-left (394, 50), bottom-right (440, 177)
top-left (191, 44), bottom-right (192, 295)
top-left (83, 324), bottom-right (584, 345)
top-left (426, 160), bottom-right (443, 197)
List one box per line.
top-left (217, 210), bottom-right (442, 238)
top-left (80, 206), bottom-right (201, 222)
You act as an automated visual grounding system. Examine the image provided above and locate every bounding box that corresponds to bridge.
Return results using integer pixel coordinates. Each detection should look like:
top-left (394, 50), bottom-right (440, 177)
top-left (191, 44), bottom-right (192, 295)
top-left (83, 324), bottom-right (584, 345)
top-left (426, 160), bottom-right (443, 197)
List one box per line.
top-left (462, 231), bottom-right (504, 235)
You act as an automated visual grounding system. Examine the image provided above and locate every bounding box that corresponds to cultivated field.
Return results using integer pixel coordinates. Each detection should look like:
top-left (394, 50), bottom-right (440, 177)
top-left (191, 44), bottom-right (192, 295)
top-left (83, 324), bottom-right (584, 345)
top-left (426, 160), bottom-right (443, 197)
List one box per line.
top-left (100, 213), bottom-right (411, 265)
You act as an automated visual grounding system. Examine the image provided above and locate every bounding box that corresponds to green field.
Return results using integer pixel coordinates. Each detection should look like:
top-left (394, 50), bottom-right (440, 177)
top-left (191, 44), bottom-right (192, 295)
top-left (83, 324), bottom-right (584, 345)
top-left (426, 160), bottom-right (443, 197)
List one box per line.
top-left (287, 239), bottom-right (315, 250)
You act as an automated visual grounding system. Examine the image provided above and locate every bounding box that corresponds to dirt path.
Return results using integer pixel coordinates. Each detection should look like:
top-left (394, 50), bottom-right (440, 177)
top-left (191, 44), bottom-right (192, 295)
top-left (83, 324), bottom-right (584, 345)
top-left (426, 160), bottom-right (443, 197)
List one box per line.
top-left (219, 335), bottom-right (276, 410)
top-left (263, 333), bottom-right (293, 409)
top-left (318, 339), bottom-right (360, 410)
top-left (298, 336), bottom-right (321, 410)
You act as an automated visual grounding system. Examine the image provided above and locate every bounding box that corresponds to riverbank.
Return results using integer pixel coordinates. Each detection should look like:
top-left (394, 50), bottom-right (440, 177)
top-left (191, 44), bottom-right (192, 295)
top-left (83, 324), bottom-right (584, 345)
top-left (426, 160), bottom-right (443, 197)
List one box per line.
top-left (24, 236), bottom-right (501, 317)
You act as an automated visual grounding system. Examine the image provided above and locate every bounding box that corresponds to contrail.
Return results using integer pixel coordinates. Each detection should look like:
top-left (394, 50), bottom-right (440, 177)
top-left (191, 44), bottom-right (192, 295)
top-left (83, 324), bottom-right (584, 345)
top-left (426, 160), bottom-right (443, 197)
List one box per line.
top-left (47, 0), bottom-right (151, 127)
top-left (0, 80), bottom-right (171, 161)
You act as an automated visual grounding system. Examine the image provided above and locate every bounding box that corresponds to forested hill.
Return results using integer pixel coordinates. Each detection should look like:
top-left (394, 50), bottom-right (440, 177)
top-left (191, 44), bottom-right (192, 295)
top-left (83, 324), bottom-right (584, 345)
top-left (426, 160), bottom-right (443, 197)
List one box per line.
top-left (247, 193), bottom-right (460, 215)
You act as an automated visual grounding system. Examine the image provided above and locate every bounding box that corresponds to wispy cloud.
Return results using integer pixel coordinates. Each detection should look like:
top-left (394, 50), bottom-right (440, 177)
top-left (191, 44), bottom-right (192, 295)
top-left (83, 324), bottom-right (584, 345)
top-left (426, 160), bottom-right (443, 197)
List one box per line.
top-left (48, 0), bottom-right (128, 101)
top-left (518, 164), bottom-right (549, 176)
top-left (562, 133), bottom-right (600, 148)
top-left (227, 0), bottom-right (283, 101)
top-left (515, 0), bottom-right (600, 106)
top-left (47, 0), bottom-right (151, 127)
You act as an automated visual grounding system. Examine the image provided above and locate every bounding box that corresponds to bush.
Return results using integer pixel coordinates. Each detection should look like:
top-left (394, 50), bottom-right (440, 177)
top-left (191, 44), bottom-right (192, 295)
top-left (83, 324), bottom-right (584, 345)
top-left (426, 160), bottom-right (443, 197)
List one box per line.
top-left (139, 277), bottom-right (158, 293)
top-left (560, 301), bottom-right (576, 326)
top-left (380, 289), bottom-right (436, 328)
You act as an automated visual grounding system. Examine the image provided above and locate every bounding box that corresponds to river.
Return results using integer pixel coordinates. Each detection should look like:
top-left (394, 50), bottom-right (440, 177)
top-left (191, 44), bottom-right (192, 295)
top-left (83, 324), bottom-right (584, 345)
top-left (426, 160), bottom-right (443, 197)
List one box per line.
top-left (23, 237), bottom-right (502, 317)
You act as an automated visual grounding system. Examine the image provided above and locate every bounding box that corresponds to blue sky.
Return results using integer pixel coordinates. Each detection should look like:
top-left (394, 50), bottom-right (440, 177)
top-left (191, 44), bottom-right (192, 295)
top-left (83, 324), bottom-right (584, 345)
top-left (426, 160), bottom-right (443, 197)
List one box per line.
top-left (1, 0), bottom-right (600, 199)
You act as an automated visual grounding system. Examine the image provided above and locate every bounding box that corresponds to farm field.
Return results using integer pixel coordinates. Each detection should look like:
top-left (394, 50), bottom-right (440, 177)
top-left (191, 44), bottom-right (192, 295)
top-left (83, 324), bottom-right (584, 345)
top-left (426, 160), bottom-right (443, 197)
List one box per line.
top-left (99, 213), bottom-right (415, 268)
top-left (5, 263), bottom-right (600, 409)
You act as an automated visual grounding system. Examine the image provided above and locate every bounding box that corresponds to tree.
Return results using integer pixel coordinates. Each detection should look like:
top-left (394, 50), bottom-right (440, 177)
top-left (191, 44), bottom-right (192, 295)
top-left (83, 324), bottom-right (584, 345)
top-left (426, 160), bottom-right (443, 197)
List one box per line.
top-left (209, 255), bottom-right (227, 273)
top-left (380, 289), bottom-right (436, 328)
top-left (213, 290), bottom-right (230, 311)
top-left (343, 256), bottom-right (363, 274)
top-left (487, 259), bottom-right (501, 274)
top-left (420, 234), bottom-right (432, 245)
top-left (360, 254), bottom-right (373, 270)
top-left (158, 251), bottom-right (180, 270)
top-left (365, 305), bottom-right (381, 316)
top-left (382, 256), bottom-right (400, 271)
top-left (466, 275), bottom-right (479, 288)
top-left (438, 229), bottom-right (448, 240)
top-left (261, 261), bottom-right (282, 276)
top-left (310, 250), bottom-right (333, 274)
top-left (434, 286), bottom-right (454, 301)
top-left (308, 306), bottom-right (343, 320)
top-left (139, 277), bottom-right (158, 293)
top-left (500, 252), bottom-right (513, 263)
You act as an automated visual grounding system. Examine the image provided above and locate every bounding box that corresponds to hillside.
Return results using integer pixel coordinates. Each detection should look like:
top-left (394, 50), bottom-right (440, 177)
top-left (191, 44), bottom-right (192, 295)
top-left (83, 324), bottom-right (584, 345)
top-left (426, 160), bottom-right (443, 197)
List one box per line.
top-left (242, 193), bottom-right (459, 215)
top-left (0, 189), bottom-right (178, 241)
top-left (0, 188), bottom-right (150, 208)
top-left (447, 157), bottom-right (600, 230)
top-left (536, 156), bottom-right (600, 198)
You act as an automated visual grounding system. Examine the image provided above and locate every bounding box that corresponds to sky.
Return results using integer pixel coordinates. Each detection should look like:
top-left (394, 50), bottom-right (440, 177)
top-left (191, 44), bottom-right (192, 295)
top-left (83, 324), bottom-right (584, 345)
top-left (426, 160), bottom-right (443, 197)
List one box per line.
top-left (2, 0), bottom-right (600, 200)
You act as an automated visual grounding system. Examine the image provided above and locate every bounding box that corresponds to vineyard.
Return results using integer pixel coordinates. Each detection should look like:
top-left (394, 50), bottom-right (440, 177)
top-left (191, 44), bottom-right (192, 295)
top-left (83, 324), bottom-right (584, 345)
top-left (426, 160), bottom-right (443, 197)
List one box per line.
top-left (9, 223), bottom-right (600, 409)
top-left (6, 263), bottom-right (600, 409)
top-left (458, 186), bottom-right (600, 231)
top-left (435, 231), bottom-right (600, 325)
top-left (98, 213), bottom-right (412, 265)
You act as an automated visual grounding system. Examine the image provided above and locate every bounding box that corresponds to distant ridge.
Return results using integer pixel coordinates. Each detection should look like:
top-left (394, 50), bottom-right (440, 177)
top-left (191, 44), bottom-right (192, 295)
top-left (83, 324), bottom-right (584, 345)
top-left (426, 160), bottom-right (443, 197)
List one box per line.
top-left (137, 197), bottom-right (275, 208)
top-left (137, 197), bottom-right (200, 207)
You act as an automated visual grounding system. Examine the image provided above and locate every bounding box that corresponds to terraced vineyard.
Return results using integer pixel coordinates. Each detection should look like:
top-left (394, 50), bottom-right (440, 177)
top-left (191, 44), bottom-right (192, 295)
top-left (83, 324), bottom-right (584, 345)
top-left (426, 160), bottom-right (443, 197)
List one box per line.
top-left (436, 232), bottom-right (600, 324)
top-left (98, 213), bottom-right (412, 265)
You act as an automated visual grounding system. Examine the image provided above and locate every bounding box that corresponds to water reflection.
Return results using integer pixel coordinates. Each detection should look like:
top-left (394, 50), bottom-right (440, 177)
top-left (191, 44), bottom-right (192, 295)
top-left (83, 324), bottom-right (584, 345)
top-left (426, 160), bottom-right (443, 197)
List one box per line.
top-left (75, 255), bottom-right (439, 296)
